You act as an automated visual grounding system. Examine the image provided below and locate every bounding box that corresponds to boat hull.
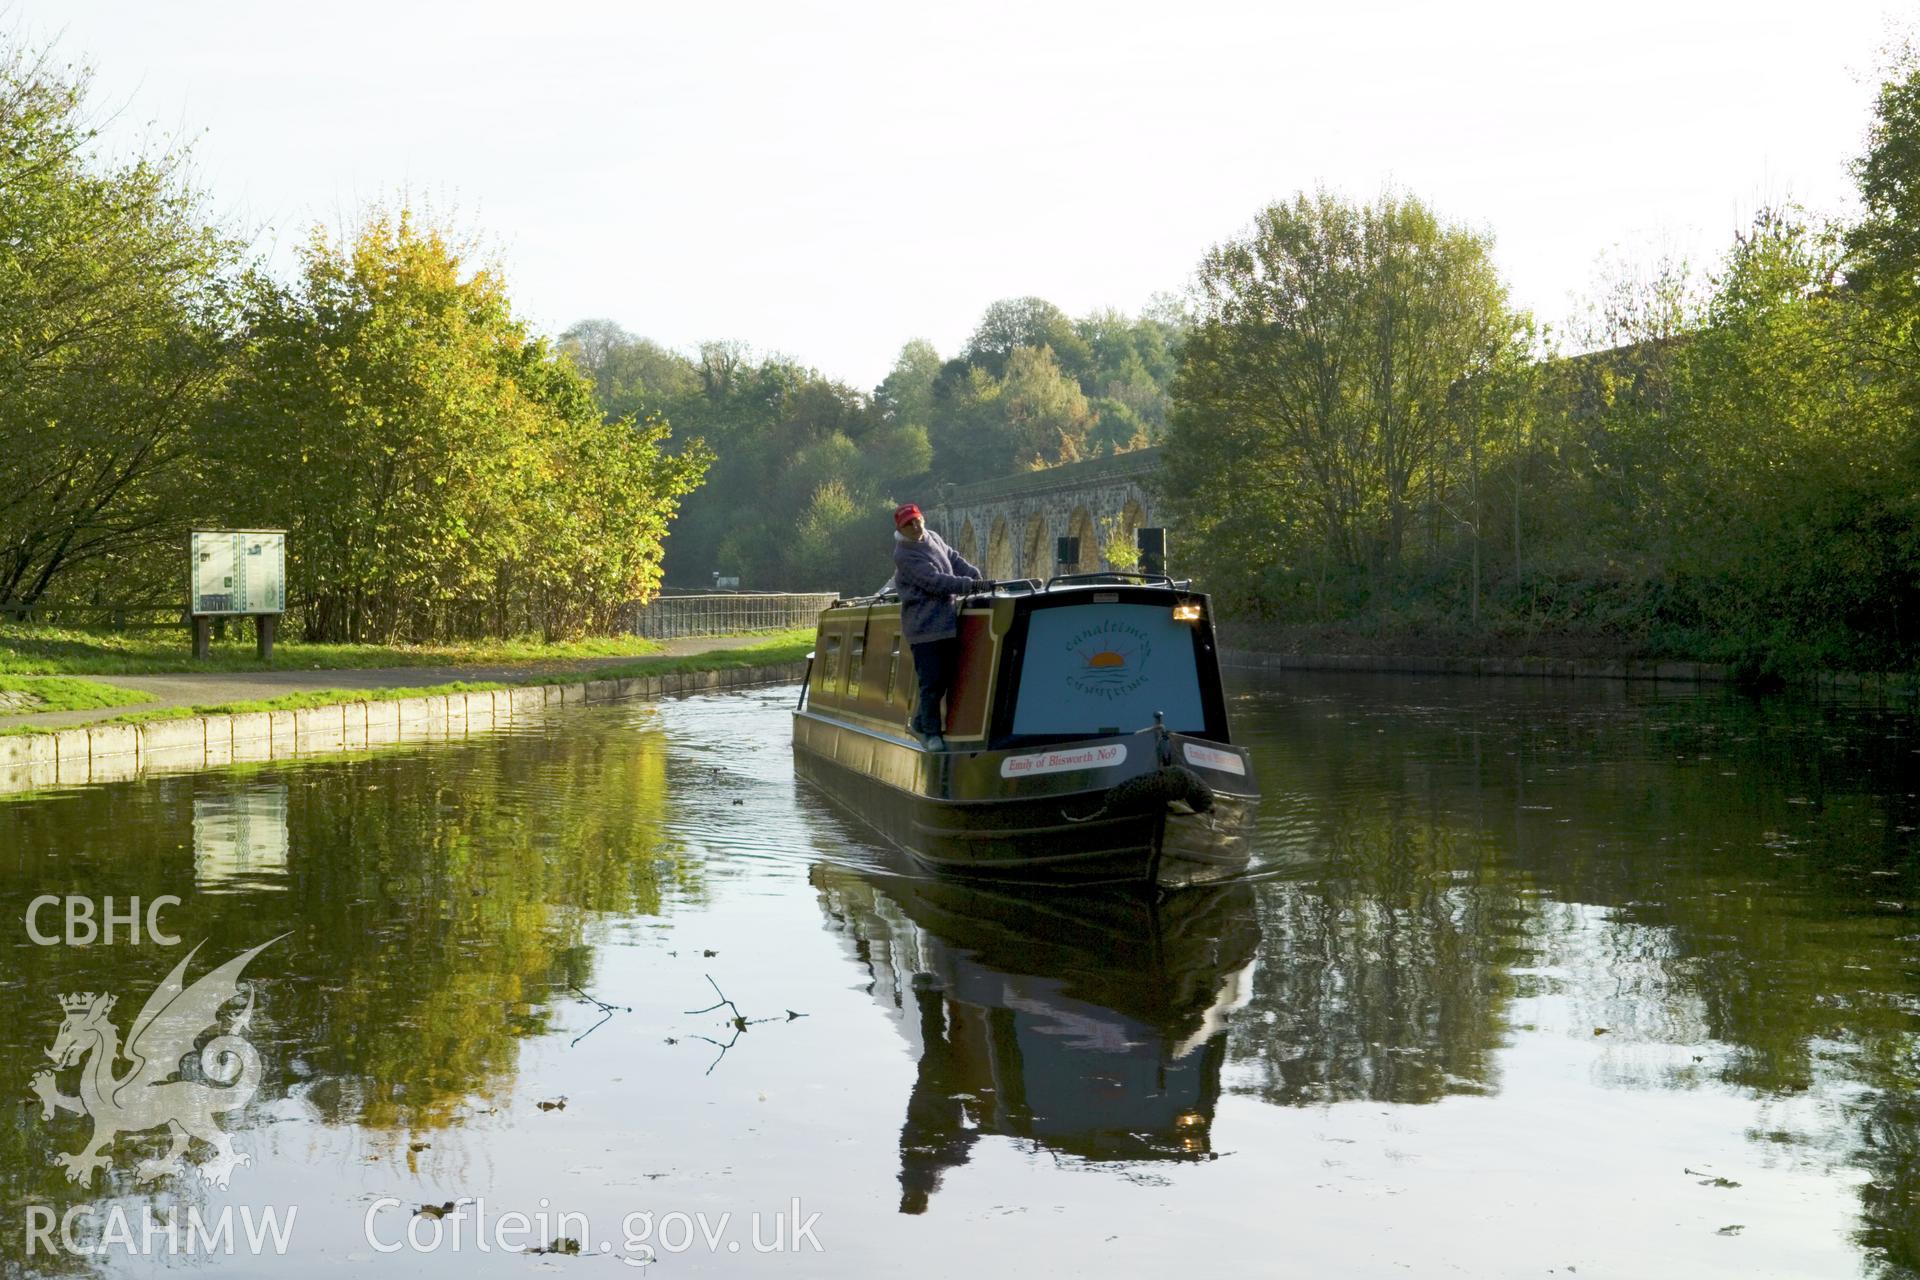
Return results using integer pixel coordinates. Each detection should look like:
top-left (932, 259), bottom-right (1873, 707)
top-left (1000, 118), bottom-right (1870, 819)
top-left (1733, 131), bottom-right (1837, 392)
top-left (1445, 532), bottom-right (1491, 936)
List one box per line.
top-left (793, 712), bottom-right (1256, 888)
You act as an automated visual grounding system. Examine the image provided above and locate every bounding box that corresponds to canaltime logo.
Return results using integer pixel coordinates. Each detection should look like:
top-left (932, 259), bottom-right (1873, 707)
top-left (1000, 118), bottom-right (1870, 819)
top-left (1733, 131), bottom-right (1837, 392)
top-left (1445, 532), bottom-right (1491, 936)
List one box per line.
top-left (30, 937), bottom-right (282, 1189)
top-left (1064, 619), bottom-right (1152, 699)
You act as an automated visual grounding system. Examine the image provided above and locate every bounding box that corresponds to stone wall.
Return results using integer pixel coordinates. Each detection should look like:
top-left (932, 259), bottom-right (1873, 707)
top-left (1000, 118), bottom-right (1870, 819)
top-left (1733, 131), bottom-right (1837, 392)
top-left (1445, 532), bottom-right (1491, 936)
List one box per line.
top-left (0, 661), bottom-right (810, 797)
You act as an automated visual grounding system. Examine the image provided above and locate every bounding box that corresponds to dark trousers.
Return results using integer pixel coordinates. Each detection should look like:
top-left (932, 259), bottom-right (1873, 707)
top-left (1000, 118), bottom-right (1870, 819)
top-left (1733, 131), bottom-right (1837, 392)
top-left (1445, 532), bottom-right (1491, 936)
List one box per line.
top-left (909, 638), bottom-right (958, 736)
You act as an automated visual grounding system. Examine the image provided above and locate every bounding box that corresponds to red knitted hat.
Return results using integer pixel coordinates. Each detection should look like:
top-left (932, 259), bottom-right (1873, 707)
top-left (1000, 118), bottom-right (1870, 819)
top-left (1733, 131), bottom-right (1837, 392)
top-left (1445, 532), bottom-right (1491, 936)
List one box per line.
top-left (893, 503), bottom-right (922, 528)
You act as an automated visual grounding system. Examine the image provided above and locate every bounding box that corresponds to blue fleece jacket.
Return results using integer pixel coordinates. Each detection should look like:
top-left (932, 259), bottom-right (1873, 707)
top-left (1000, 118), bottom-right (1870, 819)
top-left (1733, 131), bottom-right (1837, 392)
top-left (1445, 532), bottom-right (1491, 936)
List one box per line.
top-left (892, 529), bottom-right (985, 643)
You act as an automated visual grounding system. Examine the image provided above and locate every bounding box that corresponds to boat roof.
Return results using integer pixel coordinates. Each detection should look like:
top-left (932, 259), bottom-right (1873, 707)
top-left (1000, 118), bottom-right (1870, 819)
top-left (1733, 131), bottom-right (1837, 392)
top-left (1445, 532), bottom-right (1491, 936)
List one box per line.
top-left (828, 573), bottom-right (1202, 612)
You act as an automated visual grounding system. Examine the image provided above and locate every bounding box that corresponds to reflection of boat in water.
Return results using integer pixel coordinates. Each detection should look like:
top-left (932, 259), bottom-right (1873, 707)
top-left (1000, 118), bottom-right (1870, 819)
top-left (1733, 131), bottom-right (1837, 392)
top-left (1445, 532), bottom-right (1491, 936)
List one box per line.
top-left (811, 861), bottom-right (1261, 1213)
top-left (793, 577), bottom-right (1259, 887)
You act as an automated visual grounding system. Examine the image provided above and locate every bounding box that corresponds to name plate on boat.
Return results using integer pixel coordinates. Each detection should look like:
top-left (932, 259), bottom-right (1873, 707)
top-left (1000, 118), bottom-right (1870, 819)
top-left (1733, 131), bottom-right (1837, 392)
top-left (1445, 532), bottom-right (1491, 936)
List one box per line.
top-left (1183, 743), bottom-right (1246, 775)
top-left (1000, 743), bottom-right (1128, 778)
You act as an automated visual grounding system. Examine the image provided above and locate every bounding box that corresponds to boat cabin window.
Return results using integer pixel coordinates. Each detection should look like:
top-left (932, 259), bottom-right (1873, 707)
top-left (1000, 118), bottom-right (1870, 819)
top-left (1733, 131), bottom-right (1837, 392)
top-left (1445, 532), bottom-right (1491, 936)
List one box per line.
top-left (1008, 602), bottom-right (1207, 738)
top-left (818, 634), bottom-right (842, 692)
top-left (847, 635), bottom-right (866, 699)
top-left (885, 636), bottom-right (901, 703)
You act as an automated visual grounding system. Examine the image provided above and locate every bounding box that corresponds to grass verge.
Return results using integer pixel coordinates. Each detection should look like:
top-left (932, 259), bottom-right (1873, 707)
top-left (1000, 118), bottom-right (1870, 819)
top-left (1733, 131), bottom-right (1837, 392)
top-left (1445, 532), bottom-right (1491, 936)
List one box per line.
top-left (0, 675), bottom-right (155, 715)
top-left (0, 624), bottom-right (674, 677)
top-left (0, 631), bottom-right (814, 734)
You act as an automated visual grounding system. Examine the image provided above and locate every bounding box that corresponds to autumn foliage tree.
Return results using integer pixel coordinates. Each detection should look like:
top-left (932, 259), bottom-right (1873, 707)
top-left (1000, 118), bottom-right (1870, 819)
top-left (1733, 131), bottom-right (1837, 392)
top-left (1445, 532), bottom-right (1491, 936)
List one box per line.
top-left (217, 211), bottom-right (708, 641)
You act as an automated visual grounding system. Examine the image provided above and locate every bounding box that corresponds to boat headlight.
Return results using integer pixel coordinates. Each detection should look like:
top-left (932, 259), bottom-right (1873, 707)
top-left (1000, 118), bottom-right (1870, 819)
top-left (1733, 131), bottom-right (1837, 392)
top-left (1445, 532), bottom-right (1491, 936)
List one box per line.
top-left (1172, 602), bottom-right (1202, 622)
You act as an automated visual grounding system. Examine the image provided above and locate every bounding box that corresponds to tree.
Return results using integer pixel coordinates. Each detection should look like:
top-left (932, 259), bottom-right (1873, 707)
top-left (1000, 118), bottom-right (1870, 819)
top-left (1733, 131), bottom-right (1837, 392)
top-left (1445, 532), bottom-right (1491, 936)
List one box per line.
top-left (1074, 306), bottom-right (1185, 448)
top-left (556, 334), bottom-right (918, 590)
top-left (556, 317), bottom-right (633, 398)
top-left (928, 345), bottom-right (1094, 476)
top-left (876, 338), bottom-right (942, 431)
top-left (1677, 211), bottom-right (1914, 668)
top-left (961, 297), bottom-right (1092, 379)
top-left (218, 208), bottom-right (707, 640)
top-left (1166, 190), bottom-right (1525, 612)
top-left (915, 299), bottom-right (1186, 481)
top-left (1849, 40), bottom-right (1920, 313)
top-left (789, 479), bottom-right (894, 593)
top-left (1000, 345), bottom-right (1095, 466)
top-left (0, 40), bottom-right (239, 608)
top-left (555, 319), bottom-right (696, 422)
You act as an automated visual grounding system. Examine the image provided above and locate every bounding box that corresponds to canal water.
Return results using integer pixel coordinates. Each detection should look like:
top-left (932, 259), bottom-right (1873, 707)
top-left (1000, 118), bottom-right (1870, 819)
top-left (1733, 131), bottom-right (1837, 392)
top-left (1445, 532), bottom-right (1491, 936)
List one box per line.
top-left (2, 673), bottom-right (1917, 1278)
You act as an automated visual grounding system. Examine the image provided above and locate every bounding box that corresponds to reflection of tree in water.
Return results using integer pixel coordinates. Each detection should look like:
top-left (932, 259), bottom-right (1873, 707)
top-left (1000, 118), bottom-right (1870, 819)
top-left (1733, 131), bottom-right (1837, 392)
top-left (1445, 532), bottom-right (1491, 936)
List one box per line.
top-left (812, 862), bottom-right (1258, 1213)
top-left (0, 713), bottom-right (689, 1264)
top-left (1228, 819), bottom-right (1518, 1107)
top-left (1858, 1092), bottom-right (1920, 1273)
top-left (279, 719), bottom-right (685, 1130)
top-left (1232, 676), bottom-right (1920, 1277)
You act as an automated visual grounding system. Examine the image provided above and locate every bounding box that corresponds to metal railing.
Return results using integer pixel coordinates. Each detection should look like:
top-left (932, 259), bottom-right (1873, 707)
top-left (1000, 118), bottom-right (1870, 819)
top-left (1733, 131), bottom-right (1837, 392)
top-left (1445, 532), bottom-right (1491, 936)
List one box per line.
top-left (626, 592), bottom-right (839, 640)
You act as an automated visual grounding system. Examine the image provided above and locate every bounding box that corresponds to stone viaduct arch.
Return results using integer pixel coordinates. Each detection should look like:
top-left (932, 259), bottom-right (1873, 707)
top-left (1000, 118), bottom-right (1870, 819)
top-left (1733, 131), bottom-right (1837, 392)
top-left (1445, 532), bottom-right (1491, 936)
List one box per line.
top-left (956, 519), bottom-right (979, 568)
top-left (1022, 513), bottom-right (1051, 579)
top-left (923, 447), bottom-right (1164, 583)
top-left (985, 517), bottom-right (1014, 579)
top-left (1065, 506), bottom-right (1099, 572)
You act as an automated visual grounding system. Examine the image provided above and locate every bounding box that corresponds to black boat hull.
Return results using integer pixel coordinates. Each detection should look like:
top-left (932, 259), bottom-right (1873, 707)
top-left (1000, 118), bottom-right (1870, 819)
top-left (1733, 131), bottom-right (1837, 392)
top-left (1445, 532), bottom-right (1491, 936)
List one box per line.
top-left (793, 712), bottom-right (1256, 888)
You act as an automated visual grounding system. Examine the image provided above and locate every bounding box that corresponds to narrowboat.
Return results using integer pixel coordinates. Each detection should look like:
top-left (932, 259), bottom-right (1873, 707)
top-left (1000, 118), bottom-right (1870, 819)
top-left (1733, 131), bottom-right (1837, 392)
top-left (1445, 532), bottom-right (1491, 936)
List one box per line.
top-left (811, 859), bottom-right (1261, 1212)
top-left (791, 575), bottom-right (1258, 887)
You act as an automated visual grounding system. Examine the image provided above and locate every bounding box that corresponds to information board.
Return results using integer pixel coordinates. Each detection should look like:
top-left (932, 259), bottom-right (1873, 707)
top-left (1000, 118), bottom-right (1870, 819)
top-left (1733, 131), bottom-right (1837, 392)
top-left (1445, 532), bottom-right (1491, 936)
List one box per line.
top-left (190, 530), bottom-right (285, 616)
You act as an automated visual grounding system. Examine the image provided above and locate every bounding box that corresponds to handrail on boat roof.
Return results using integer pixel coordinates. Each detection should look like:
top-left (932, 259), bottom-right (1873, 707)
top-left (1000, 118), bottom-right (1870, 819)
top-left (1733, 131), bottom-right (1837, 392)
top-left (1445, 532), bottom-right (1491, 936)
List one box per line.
top-left (825, 574), bottom-right (1187, 609)
top-left (1041, 571), bottom-right (1189, 591)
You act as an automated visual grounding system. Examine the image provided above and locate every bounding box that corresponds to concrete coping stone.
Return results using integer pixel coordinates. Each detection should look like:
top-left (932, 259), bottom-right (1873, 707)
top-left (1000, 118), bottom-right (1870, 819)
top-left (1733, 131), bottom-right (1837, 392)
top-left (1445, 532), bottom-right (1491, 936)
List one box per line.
top-left (86, 724), bottom-right (140, 761)
top-left (0, 660), bottom-right (803, 796)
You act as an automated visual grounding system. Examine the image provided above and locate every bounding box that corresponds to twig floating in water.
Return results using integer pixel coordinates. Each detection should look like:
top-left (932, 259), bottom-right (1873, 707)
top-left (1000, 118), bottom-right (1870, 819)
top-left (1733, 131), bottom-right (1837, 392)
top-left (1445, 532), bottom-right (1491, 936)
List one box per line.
top-left (681, 975), bottom-right (806, 1074)
top-left (566, 983), bottom-right (632, 1047)
top-left (569, 982), bottom-right (631, 1015)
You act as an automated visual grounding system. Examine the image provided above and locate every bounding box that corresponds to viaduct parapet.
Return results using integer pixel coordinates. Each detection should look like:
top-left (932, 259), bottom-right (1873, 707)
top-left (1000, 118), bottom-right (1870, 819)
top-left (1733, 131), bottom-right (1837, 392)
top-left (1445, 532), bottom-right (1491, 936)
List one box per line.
top-left (924, 447), bottom-right (1163, 581)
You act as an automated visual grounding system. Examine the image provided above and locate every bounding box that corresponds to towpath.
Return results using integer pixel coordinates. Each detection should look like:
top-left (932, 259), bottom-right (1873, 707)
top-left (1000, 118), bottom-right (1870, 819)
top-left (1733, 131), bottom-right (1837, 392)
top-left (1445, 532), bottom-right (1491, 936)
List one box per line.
top-left (0, 635), bottom-right (779, 733)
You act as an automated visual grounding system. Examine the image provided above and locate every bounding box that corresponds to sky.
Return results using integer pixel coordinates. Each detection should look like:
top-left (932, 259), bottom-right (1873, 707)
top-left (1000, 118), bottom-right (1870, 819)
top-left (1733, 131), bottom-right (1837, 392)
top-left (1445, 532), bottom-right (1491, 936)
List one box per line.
top-left (12, 0), bottom-right (1913, 389)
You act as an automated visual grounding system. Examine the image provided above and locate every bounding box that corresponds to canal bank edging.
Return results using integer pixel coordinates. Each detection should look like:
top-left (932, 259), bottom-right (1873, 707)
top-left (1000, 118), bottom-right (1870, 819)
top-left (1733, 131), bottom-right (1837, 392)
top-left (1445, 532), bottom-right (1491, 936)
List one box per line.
top-left (1220, 650), bottom-right (1734, 682)
top-left (1220, 649), bottom-right (1920, 698)
top-left (0, 660), bottom-right (810, 797)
